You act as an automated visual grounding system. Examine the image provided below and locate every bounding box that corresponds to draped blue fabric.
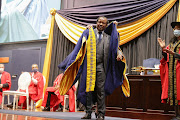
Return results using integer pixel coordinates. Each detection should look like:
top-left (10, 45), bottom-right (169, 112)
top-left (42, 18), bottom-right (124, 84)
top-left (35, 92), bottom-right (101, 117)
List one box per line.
top-left (57, 0), bottom-right (170, 26)
top-left (104, 23), bottom-right (125, 95)
top-left (58, 23), bottom-right (125, 105)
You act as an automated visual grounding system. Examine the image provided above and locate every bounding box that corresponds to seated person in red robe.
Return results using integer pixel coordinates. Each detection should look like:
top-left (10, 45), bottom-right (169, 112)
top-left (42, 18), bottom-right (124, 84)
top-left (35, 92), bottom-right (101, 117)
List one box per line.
top-left (19, 64), bottom-right (44, 108)
top-left (0, 64), bottom-right (11, 104)
top-left (42, 73), bottom-right (76, 112)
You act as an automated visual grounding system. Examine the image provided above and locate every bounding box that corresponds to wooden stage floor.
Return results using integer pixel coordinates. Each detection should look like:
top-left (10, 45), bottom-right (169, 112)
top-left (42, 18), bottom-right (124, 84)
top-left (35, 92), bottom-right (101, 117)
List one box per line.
top-left (0, 106), bottom-right (175, 120)
top-left (0, 106), bottom-right (138, 120)
top-left (0, 106), bottom-right (63, 120)
top-left (0, 113), bottom-right (62, 120)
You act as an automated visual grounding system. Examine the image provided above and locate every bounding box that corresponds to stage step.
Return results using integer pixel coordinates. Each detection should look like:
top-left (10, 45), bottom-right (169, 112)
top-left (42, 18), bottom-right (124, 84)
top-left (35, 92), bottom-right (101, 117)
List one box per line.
top-left (106, 107), bottom-right (174, 120)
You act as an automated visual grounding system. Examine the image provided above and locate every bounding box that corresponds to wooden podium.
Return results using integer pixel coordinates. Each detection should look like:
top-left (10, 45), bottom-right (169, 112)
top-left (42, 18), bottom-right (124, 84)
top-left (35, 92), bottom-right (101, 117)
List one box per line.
top-left (105, 75), bottom-right (174, 120)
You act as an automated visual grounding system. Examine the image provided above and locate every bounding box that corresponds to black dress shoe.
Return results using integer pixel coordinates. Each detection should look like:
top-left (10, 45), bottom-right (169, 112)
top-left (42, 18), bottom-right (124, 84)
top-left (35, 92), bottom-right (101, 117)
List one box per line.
top-left (95, 112), bottom-right (98, 118)
top-left (81, 113), bottom-right (91, 119)
top-left (42, 107), bottom-right (50, 111)
top-left (96, 115), bottom-right (104, 120)
top-left (56, 107), bottom-right (63, 112)
top-left (7, 103), bottom-right (13, 109)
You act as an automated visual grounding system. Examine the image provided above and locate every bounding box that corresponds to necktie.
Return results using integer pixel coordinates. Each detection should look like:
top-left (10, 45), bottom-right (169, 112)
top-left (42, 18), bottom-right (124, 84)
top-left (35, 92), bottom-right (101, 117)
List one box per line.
top-left (98, 31), bottom-right (102, 42)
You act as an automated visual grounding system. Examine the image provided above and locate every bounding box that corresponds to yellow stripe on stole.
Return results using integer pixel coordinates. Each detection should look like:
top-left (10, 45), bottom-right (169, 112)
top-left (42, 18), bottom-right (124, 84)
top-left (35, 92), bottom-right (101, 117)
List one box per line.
top-left (86, 28), bottom-right (96, 92)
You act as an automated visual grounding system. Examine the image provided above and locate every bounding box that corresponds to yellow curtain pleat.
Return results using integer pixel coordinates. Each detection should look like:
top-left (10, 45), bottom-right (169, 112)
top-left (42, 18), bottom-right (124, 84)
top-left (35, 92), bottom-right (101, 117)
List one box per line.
top-left (42, 9), bottom-right (56, 89)
top-left (177, 0), bottom-right (180, 22)
top-left (35, 9), bottom-right (56, 108)
top-left (54, 0), bottom-right (177, 45)
top-left (55, 14), bottom-right (86, 44)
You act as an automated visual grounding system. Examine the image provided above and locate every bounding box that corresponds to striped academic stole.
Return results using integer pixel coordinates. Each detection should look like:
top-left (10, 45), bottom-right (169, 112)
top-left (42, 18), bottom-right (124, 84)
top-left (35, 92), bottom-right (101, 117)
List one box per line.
top-left (86, 27), bottom-right (96, 92)
top-left (168, 40), bottom-right (180, 105)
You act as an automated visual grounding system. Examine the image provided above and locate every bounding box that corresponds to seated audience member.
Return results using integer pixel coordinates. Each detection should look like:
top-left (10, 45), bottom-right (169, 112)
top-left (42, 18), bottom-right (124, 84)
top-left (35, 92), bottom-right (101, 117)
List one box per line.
top-left (0, 64), bottom-right (11, 104)
top-left (19, 64), bottom-right (44, 108)
top-left (42, 73), bottom-right (76, 112)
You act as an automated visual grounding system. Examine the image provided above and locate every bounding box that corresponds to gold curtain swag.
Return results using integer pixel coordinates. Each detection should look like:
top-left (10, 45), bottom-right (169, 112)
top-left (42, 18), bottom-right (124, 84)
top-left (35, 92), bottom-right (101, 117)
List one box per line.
top-left (42, 8), bottom-right (56, 89)
top-left (177, 0), bottom-right (180, 22)
top-left (55, 14), bottom-right (86, 44)
top-left (54, 0), bottom-right (177, 45)
top-left (35, 8), bottom-right (56, 108)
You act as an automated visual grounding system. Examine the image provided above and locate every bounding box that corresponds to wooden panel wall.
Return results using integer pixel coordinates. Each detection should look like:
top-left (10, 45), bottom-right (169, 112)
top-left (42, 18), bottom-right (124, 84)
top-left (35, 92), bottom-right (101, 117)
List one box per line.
top-left (106, 75), bottom-right (174, 113)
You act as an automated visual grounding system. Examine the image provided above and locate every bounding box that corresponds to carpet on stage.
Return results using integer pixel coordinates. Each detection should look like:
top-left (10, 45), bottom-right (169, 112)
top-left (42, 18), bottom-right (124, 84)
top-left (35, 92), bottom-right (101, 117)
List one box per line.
top-left (0, 109), bottom-right (140, 120)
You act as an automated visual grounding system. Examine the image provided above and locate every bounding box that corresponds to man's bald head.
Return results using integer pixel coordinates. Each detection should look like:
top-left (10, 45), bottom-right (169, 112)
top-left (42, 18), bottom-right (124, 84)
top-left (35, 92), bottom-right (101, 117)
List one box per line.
top-left (32, 64), bottom-right (39, 72)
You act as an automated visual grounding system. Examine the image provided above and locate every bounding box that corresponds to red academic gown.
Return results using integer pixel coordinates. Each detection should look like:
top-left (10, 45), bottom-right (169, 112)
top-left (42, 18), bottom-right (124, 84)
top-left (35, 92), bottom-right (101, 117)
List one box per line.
top-left (0, 71), bottom-right (11, 104)
top-left (19, 71), bottom-right (44, 107)
top-left (66, 85), bottom-right (76, 112)
top-left (42, 73), bottom-right (76, 112)
top-left (160, 45), bottom-right (180, 105)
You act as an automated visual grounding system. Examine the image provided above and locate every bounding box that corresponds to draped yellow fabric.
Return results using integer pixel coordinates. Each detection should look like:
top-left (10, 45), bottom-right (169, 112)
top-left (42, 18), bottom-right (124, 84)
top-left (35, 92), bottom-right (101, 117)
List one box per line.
top-left (35, 8), bottom-right (56, 108)
top-left (54, 0), bottom-right (177, 45)
top-left (86, 27), bottom-right (96, 92)
top-left (59, 37), bottom-right (87, 95)
top-left (177, 0), bottom-right (180, 22)
top-left (55, 14), bottom-right (85, 44)
top-left (42, 8), bottom-right (56, 89)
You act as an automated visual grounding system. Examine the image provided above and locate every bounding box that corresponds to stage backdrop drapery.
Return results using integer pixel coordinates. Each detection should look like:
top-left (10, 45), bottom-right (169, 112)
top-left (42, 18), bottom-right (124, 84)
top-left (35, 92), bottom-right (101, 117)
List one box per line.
top-left (43, 0), bottom-right (179, 91)
top-left (54, 0), bottom-right (177, 45)
top-left (37, 1), bottom-right (178, 107)
top-left (58, 0), bottom-right (171, 26)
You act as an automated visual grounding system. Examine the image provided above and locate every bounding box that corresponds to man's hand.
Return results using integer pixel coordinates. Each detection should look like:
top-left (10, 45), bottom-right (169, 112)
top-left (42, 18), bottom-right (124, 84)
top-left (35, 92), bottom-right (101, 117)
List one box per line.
top-left (157, 37), bottom-right (165, 49)
top-left (163, 48), bottom-right (175, 55)
top-left (0, 84), bottom-right (3, 89)
top-left (86, 24), bottom-right (93, 29)
top-left (32, 77), bottom-right (38, 85)
top-left (113, 21), bottom-right (118, 27)
top-left (116, 54), bottom-right (123, 61)
top-left (54, 85), bottom-right (60, 91)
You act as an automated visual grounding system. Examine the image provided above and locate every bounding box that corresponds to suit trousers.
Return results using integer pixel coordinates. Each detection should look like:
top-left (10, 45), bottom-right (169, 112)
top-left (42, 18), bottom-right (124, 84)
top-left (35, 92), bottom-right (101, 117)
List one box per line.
top-left (86, 63), bottom-right (106, 116)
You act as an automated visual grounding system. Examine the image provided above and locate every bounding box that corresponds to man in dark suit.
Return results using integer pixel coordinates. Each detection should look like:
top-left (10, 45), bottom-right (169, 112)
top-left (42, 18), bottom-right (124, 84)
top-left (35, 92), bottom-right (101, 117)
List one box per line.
top-left (59, 16), bottom-right (128, 120)
top-left (80, 17), bottom-right (123, 120)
